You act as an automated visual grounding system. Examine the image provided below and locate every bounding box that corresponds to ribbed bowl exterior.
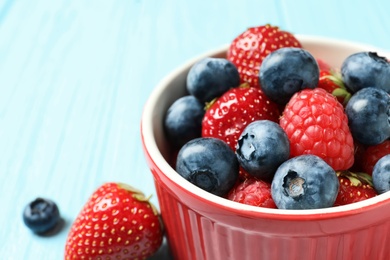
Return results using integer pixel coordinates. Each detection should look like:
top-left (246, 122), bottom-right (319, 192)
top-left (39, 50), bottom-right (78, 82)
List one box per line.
top-left (141, 37), bottom-right (390, 260)
top-left (147, 161), bottom-right (390, 260)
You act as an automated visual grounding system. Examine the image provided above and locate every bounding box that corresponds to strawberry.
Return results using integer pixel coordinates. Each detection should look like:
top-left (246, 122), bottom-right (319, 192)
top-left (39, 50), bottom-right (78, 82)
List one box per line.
top-left (202, 84), bottom-right (280, 151)
top-left (227, 24), bottom-right (302, 88)
top-left (334, 171), bottom-right (377, 206)
top-left (227, 177), bottom-right (276, 208)
top-left (317, 69), bottom-right (351, 106)
top-left (279, 88), bottom-right (355, 171)
top-left (64, 183), bottom-right (163, 260)
top-left (316, 58), bottom-right (331, 71)
top-left (362, 140), bottom-right (390, 175)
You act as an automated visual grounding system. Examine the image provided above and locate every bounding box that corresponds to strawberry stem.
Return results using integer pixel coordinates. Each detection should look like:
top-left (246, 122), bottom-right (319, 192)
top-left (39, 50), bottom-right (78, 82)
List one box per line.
top-left (117, 182), bottom-right (144, 196)
top-left (336, 171), bottom-right (374, 187)
top-left (117, 182), bottom-right (160, 216)
top-left (239, 82), bottom-right (250, 89)
top-left (205, 98), bottom-right (217, 110)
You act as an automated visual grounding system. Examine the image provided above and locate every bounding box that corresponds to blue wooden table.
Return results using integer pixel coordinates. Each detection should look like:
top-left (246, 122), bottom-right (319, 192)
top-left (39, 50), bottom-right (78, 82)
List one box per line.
top-left (1, 0), bottom-right (389, 259)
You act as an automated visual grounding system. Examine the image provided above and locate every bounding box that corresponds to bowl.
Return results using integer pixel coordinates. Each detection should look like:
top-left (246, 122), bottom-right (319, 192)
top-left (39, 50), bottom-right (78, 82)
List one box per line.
top-left (141, 35), bottom-right (390, 260)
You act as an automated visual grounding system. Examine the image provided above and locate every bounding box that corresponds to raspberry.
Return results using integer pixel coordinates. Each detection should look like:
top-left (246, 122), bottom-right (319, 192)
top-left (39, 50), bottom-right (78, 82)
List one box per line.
top-left (227, 178), bottom-right (276, 208)
top-left (280, 88), bottom-right (354, 170)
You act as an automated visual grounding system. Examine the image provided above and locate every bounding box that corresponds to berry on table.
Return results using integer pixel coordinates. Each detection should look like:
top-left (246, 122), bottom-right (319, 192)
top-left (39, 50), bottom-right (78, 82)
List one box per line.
top-left (227, 177), bottom-right (276, 208)
top-left (23, 197), bottom-right (61, 234)
top-left (279, 88), bottom-right (355, 171)
top-left (176, 137), bottom-right (239, 196)
top-left (164, 95), bottom-right (205, 149)
top-left (259, 47), bottom-right (319, 105)
top-left (334, 171), bottom-right (377, 206)
top-left (236, 120), bottom-right (290, 181)
top-left (372, 154), bottom-right (390, 194)
top-left (227, 24), bottom-right (302, 88)
top-left (345, 87), bottom-right (390, 145)
top-left (64, 183), bottom-right (163, 260)
top-left (341, 52), bottom-right (390, 94)
top-left (271, 155), bottom-right (339, 210)
top-left (186, 57), bottom-right (240, 103)
top-left (202, 84), bottom-right (280, 151)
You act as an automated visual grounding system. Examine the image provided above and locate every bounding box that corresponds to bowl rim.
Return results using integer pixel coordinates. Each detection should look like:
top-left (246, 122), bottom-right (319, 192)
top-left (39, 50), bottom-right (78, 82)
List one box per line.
top-left (141, 35), bottom-right (390, 220)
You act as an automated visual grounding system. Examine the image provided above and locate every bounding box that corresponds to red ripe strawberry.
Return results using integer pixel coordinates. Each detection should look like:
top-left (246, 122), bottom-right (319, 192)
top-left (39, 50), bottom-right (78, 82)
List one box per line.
top-left (65, 183), bottom-right (163, 260)
top-left (279, 88), bottom-right (354, 171)
top-left (227, 24), bottom-right (302, 88)
top-left (316, 58), bottom-right (331, 71)
top-left (362, 140), bottom-right (390, 175)
top-left (202, 84), bottom-right (280, 151)
top-left (334, 171), bottom-right (377, 206)
top-left (227, 177), bottom-right (276, 208)
top-left (317, 69), bottom-right (351, 106)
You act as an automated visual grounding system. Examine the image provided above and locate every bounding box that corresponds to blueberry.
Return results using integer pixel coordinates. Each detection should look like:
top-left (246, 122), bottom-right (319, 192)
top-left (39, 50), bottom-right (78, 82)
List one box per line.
top-left (176, 137), bottom-right (239, 196)
top-left (186, 57), bottom-right (240, 103)
top-left (345, 87), bottom-right (390, 145)
top-left (23, 198), bottom-right (60, 234)
top-left (164, 95), bottom-right (205, 148)
top-left (341, 52), bottom-right (390, 94)
top-left (236, 120), bottom-right (290, 181)
top-left (271, 155), bottom-right (339, 209)
top-left (372, 154), bottom-right (390, 194)
top-left (259, 47), bottom-right (319, 105)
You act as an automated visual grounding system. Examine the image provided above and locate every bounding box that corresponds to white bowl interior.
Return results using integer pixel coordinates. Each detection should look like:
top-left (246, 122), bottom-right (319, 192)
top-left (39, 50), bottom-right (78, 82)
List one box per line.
top-left (142, 35), bottom-right (390, 216)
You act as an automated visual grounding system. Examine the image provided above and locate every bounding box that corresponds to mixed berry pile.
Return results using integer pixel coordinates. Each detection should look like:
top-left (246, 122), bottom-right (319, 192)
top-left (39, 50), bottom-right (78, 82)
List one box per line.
top-left (164, 24), bottom-right (390, 210)
top-left (40, 24), bottom-right (390, 259)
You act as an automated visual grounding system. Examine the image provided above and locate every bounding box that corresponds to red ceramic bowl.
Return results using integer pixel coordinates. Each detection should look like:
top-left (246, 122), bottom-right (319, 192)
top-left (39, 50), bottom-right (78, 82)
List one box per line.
top-left (141, 35), bottom-right (390, 260)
